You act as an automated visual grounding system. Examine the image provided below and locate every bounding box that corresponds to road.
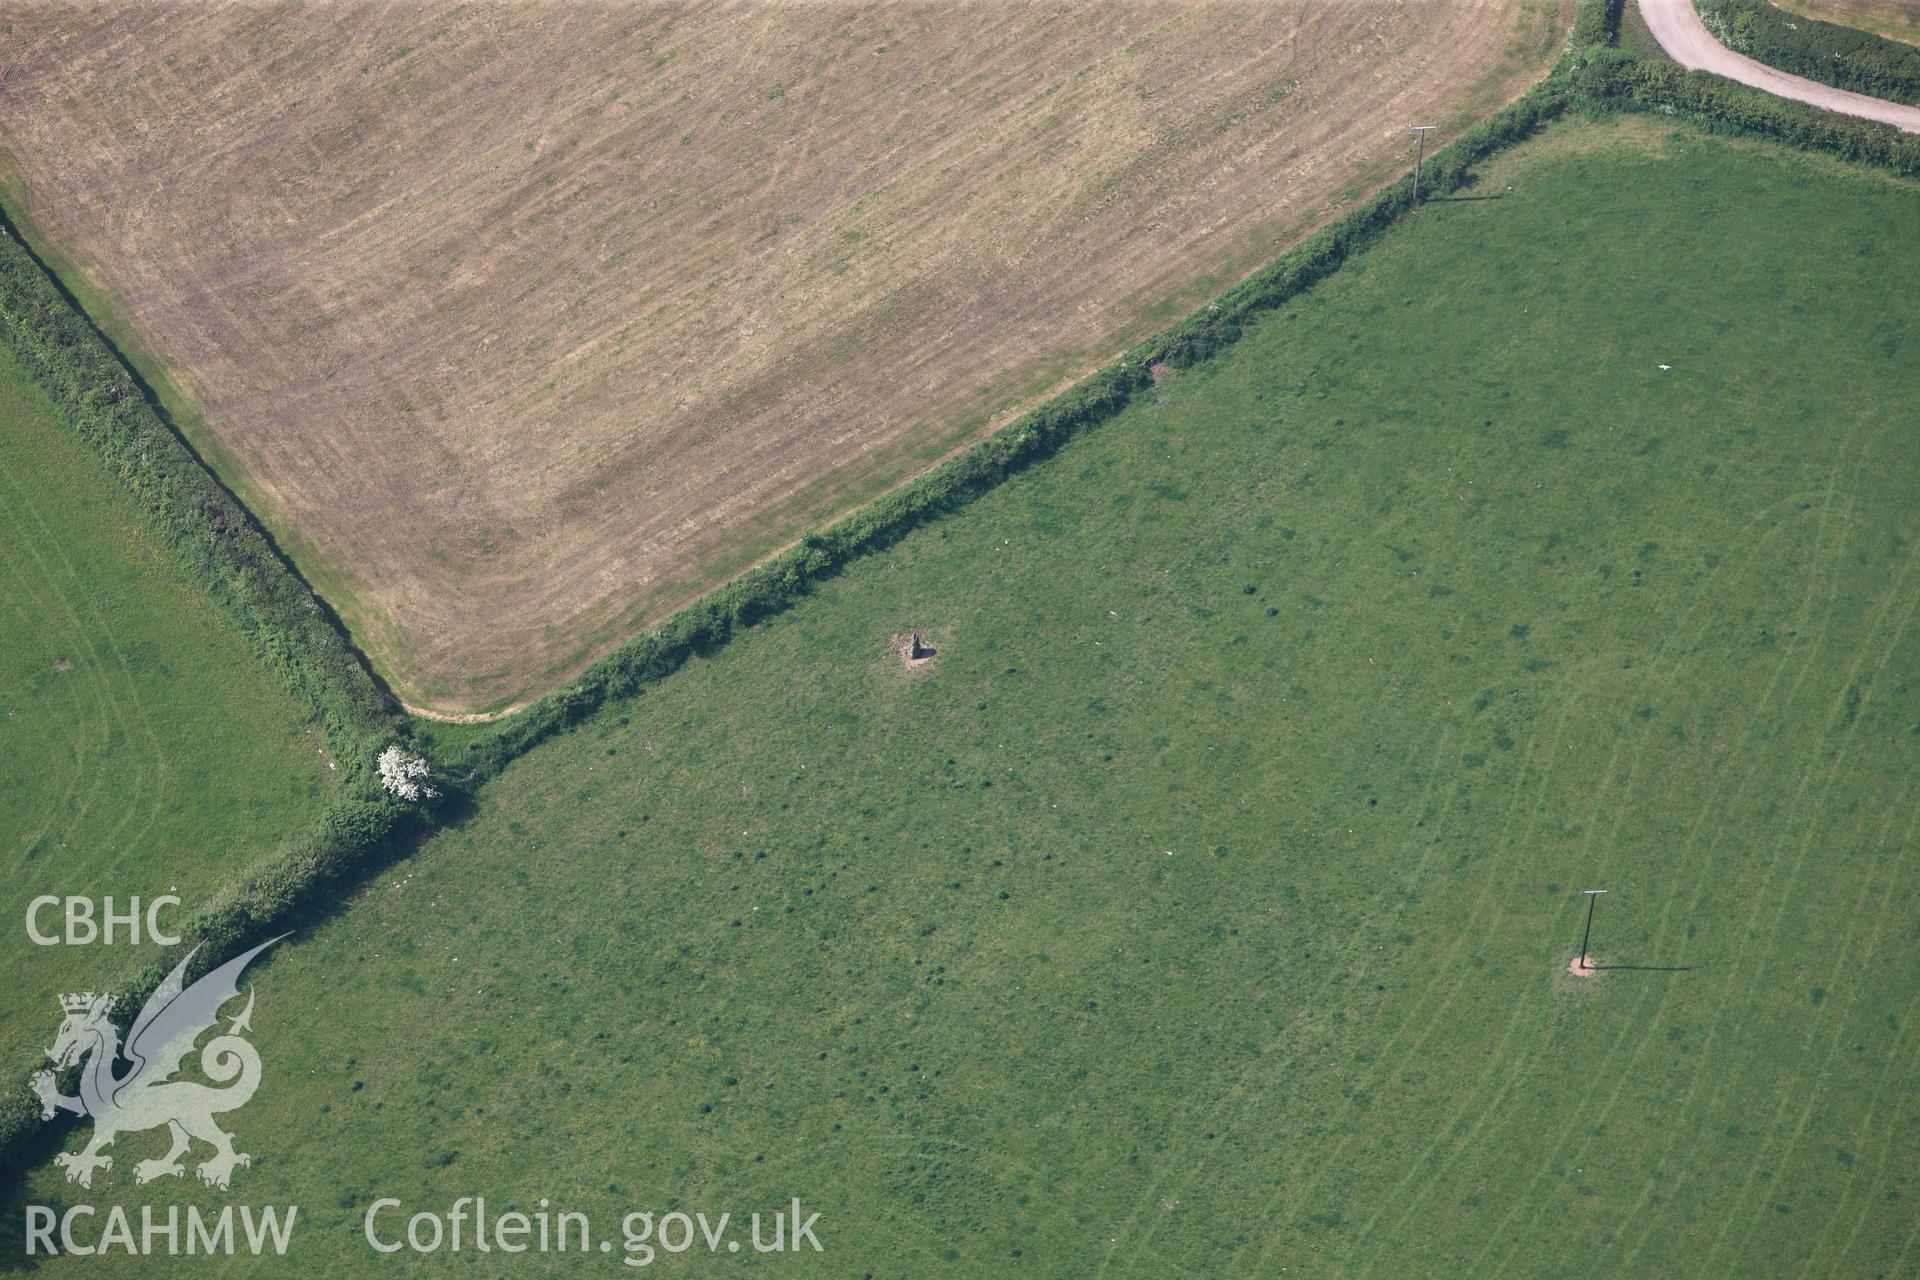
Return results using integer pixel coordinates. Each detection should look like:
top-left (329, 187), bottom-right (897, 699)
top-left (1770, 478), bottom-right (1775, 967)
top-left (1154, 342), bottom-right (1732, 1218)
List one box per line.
top-left (1637, 0), bottom-right (1920, 133)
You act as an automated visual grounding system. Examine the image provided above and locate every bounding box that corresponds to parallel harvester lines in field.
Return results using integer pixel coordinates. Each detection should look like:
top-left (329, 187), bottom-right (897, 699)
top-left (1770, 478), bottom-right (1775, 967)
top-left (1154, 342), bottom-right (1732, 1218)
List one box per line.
top-left (1466, 443), bottom-right (1882, 1277)
top-left (0, 460), bottom-right (160, 859)
top-left (1362, 487), bottom-right (1820, 1256)
top-left (0, 0), bottom-right (1566, 713)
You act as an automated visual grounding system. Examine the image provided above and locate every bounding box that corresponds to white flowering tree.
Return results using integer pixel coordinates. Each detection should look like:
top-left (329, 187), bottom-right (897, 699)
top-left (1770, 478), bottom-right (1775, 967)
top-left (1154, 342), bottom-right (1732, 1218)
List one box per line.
top-left (377, 745), bottom-right (439, 802)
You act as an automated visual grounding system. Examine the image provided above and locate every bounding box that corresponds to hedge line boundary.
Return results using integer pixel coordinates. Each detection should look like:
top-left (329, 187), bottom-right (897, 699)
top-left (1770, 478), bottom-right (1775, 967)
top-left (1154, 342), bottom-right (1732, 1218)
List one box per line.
top-left (1696, 0), bottom-right (1920, 107)
top-left (0, 221), bottom-right (401, 769)
top-left (1572, 41), bottom-right (1920, 176)
top-left (0, 218), bottom-right (425, 1179)
top-left (446, 78), bottom-right (1579, 790)
top-left (1574, 0), bottom-right (1627, 48)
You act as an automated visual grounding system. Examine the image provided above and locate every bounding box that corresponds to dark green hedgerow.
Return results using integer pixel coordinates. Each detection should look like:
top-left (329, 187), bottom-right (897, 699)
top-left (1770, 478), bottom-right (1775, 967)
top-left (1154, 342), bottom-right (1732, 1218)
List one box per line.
top-left (0, 794), bottom-right (424, 1173)
top-left (1574, 45), bottom-right (1920, 175)
top-left (1698, 0), bottom-right (1920, 106)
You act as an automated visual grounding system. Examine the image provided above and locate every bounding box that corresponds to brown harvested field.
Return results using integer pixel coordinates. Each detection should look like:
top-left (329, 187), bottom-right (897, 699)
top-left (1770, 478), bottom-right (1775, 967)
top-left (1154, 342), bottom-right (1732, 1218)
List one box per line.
top-left (0, 0), bottom-right (1567, 714)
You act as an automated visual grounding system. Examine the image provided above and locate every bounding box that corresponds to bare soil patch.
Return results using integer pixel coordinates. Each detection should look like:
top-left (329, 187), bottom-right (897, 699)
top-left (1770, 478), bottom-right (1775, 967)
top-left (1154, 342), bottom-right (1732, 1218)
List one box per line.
top-left (0, 0), bottom-right (1567, 712)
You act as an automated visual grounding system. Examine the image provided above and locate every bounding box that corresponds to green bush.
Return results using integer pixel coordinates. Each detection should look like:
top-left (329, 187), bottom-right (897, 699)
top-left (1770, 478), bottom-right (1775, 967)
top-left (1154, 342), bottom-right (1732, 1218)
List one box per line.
top-left (1572, 0), bottom-right (1626, 49)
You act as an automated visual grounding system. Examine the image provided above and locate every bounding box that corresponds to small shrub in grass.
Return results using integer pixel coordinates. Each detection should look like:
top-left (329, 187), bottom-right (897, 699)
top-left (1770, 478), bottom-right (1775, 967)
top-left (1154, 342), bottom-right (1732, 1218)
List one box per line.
top-left (378, 746), bottom-right (440, 801)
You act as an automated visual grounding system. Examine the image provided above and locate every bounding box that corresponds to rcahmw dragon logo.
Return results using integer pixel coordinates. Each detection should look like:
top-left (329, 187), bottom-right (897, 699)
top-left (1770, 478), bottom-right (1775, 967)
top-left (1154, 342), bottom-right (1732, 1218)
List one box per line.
top-left (31, 936), bottom-right (285, 1190)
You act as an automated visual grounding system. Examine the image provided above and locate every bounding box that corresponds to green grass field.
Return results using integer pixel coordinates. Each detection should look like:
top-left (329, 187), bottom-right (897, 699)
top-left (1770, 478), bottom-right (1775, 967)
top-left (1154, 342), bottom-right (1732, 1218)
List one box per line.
top-left (0, 345), bottom-right (327, 1074)
top-left (16, 114), bottom-right (1920, 1276)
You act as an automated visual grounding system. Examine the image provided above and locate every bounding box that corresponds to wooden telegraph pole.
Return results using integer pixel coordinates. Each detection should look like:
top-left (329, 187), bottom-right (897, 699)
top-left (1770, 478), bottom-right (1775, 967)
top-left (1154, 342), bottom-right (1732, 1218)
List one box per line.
top-left (1578, 889), bottom-right (1610, 972)
top-left (1410, 125), bottom-right (1436, 204)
